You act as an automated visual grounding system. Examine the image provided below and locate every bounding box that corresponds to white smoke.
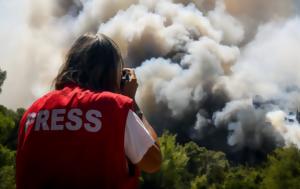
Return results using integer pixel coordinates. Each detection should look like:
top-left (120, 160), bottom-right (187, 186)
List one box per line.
top-left (267, 111), bottom-right (300, 147)
top-left (1, 0), bottom-right (300, 158)
top-left (213, 17), bottom-right (300, 151)
top-left (222, 18), bottom-right (300, 100)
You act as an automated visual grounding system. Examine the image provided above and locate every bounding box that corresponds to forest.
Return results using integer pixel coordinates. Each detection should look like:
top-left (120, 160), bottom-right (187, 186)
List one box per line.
top-left (1, 68), bottom-right (300, 189)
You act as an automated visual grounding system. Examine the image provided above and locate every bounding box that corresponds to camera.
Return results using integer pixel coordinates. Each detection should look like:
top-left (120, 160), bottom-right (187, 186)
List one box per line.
top-left (120, 69), bottom-right (131, 89)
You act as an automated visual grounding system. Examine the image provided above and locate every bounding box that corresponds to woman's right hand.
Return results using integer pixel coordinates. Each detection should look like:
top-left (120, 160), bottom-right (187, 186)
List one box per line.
top-left (121, 68), bottom-right (138, 99)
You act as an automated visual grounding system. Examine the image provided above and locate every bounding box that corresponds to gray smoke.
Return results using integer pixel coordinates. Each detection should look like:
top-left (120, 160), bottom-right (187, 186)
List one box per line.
top-left (1, 0), bottom-right (300, 162)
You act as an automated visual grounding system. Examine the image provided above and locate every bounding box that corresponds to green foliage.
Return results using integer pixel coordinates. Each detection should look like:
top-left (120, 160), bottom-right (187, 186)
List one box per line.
top-left (261, 146), bottom-right (300, 189)
top-left (223, 166), bottom-right (262, 189)
top-left (0, 91), bottom-right (23, 189)
top-left (0, 145), bottom-right (15, 167)
top-left (141, 132), bottom-right (190, 189)
top-left (0, 145), bottom-right (15, 189)
top-left (0, 105), bottom-right (25, 150)
top-left (190, 175), bottom-right (208, 189)
top-left (0, 110), bottom-right (15, 145)
top-left (140, 132), bottom-right (300, 189)
top-left (184, 142), bottom-right (228, 186)
top-left (141, 132), bottom-right (230, 189)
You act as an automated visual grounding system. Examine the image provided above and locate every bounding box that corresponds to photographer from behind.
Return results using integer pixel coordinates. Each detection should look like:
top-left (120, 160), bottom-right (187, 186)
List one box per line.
top-left (16, 33), bottom-right (162, 189)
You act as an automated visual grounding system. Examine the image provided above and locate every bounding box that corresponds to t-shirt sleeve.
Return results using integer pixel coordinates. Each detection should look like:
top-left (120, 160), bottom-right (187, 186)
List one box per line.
top-left (124, 109), bottom-right (155, 164)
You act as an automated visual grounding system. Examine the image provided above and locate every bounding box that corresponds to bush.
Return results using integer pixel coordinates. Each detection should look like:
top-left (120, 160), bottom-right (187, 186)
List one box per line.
top-left (141, 132), bottom-right (229, 189)
top-left (261, 146), bottom-right (300, 189)
top-left (141, 132), bottom-right (190, 189)
top-left (0, 145), bottom-right (15, 189)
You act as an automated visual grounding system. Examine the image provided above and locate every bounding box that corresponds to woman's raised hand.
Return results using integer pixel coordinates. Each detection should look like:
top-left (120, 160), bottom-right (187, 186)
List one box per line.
top-left (121, 68), bottom-right (138, 99)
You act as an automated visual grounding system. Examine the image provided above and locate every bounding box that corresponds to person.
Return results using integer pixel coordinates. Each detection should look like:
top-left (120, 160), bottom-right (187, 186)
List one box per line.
top-left (16, 33), bottom-right (162, 189)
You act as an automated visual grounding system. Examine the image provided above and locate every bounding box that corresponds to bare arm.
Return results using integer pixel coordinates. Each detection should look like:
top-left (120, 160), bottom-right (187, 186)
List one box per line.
top-left (122, 68), bottom-right (162, 173)
top-left (133, 102), bottom-right (162, 173)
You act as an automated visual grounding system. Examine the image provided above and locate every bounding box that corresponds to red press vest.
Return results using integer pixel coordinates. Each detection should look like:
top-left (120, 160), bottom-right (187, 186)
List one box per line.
top-left (16, 85), bottom-right (140, 189)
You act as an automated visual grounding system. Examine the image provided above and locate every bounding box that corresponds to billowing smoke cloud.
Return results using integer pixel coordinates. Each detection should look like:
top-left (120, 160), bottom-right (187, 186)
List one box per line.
top-left (1, 0), bottom-right (300, 163)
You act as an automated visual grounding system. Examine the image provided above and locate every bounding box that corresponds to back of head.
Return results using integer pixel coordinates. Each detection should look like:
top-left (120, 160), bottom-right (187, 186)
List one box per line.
top-left (54, 33), bottom-right (123, 93)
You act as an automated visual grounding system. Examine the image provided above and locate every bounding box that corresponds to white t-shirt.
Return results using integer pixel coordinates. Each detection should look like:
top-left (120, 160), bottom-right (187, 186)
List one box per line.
top-left (124, 109), bottom-right (155, 164)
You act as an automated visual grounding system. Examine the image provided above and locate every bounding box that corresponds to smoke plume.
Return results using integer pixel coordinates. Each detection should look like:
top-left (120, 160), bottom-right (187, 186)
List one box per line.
top-left (1, 0), bottom-right (300, 162)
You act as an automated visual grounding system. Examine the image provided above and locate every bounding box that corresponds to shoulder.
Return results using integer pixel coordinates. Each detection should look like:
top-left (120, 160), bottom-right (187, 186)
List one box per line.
top-left (102, 92), bottom-right (132, 104)
top-left (28, 86), bottom-right (133, 110)
top-left (19, 90), bottom-right (58, 125)
top-left (84, 90), bottom-right (133, 109)
top-left (97, 92), bottom-right (133, 109)
top-left (27, 90), bottom-right (59, 110)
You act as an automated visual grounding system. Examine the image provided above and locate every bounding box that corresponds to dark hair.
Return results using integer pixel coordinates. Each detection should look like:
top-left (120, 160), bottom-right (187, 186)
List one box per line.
top-left (54, 33), bottom-right (124, 92)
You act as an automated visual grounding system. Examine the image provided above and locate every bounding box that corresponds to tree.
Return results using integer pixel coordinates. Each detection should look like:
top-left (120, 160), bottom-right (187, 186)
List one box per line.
top-left (190, 175), bottom-right (209, 189)
top-left (0, 68), bottom-right (6, 93)
top-left (223, 166), bottom-right (262, 189)
top-left (141, 132), bottom-right (190, 189)
top-left (184, 142), bottom-right (229, 189)
top-left (261, 146), bottom-right (300, 189)
top-left (140, 132), bottom-right (230, 189)
top-left (0, 105), bottom-right (25, 150)
top-left (0, 145), bottom-right (15, 189)
top-left (0, 109), bottom-right (15, 145)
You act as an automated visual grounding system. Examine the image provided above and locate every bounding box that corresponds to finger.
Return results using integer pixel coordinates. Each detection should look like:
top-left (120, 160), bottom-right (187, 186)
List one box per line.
top-left (123, 68), bottom-right (136, 80)
top-left (131, 69), bottom-right (137, 80)
top-left (122, 68), bottom-right (133, 72)
top-left (127, 69), bottom-right (136, 80)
